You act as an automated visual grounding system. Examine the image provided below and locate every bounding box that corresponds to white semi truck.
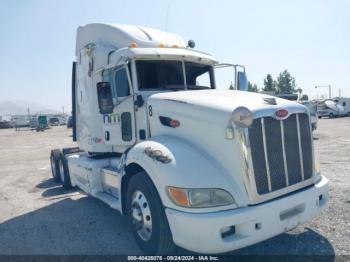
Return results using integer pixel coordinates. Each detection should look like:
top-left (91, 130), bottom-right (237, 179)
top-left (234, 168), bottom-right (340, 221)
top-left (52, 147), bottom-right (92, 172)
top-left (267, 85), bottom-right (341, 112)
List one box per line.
top-left (50, 23), bottom-right (329, 254)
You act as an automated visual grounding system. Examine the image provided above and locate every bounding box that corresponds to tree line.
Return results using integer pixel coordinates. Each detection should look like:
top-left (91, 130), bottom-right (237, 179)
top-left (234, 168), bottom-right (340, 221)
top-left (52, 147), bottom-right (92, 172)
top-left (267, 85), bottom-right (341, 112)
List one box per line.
top-left (248, 69), bottom-right (303, 95)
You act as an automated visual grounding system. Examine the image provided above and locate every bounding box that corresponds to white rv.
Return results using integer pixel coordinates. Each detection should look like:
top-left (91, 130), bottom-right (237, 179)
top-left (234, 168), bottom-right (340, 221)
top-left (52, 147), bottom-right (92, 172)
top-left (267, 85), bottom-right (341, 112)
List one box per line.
top-left (317, 99), bottom-right (345, 118)
top-left (50, 23), bottom-right (329, 254)
top-left (333, 97), bottom-right (350, 116)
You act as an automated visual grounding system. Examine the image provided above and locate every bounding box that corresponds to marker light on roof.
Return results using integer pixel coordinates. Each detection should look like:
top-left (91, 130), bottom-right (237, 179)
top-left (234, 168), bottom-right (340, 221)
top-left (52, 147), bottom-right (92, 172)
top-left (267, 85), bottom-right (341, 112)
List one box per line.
top-left (159, 43), bottom-right (166, 48)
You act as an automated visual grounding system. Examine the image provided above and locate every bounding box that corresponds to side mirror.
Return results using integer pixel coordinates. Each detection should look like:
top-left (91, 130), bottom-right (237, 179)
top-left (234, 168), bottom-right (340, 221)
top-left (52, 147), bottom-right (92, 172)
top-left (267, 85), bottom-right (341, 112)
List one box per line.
top-left (237, 71), bottom-right (248, 91)
top-left (97, 82), bottom-right (114, 114)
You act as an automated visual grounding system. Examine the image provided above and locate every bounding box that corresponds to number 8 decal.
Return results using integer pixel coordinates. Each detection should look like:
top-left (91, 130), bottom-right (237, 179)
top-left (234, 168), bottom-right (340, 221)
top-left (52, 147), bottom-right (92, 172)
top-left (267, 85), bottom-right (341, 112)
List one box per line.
top-left (148, 105), bottom-right (153, 117)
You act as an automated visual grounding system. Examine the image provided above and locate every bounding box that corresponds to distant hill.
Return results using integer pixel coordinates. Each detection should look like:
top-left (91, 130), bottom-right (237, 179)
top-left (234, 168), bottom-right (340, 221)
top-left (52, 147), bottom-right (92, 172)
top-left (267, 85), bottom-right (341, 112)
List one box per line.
top-left (0, 100), bottom-right (61, 115)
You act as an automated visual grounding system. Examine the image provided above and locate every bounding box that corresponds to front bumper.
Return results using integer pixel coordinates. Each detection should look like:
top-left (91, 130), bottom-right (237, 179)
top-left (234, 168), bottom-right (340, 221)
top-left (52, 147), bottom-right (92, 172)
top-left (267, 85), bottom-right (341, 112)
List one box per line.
top-left (165, 176), bottom-right (329, 254)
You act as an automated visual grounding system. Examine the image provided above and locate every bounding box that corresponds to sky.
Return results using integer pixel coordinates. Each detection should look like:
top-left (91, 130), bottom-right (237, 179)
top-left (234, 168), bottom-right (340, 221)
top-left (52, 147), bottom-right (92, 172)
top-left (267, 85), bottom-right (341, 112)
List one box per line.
top-left (0, 0), bottom-right (349, 112)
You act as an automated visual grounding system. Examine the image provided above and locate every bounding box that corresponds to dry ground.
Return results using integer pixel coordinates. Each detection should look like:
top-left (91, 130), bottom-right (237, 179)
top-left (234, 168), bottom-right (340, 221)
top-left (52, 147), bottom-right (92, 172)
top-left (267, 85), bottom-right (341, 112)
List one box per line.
top-left (0, 118), bottom-right (349, 255)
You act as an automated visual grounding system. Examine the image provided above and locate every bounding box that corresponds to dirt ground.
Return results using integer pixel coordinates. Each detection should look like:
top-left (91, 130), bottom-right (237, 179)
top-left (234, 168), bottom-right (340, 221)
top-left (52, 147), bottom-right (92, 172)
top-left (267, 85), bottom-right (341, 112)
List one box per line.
top-left (0, 118), bottom-right (349, 255)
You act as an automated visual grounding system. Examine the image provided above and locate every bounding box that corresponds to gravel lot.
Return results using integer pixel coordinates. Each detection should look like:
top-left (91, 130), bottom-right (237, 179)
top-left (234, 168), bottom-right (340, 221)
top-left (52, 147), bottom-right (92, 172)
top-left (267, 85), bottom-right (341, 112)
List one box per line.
top-left (0, 118), bottom-right (349, 255)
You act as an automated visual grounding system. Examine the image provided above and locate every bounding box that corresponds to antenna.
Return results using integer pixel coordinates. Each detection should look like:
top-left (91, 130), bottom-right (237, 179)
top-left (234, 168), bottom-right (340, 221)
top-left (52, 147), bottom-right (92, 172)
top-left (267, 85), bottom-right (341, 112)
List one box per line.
top-left (165, 2), bottom-right (172, 46)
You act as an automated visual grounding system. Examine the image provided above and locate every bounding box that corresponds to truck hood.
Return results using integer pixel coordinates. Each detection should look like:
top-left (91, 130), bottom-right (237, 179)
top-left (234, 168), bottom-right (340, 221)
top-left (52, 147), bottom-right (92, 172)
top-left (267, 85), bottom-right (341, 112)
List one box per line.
top-left (149, 89), bottom-right (306, 117)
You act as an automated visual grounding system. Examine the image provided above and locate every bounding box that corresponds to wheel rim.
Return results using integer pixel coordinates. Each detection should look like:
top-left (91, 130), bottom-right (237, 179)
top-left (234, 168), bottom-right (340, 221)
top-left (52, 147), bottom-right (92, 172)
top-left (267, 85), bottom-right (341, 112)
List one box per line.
top-left (51, 156), bottom-right (56, 177)
top-left (131, 190), bottom-right (152, 241)
top-left (59, 159), bottom-right (65, 182)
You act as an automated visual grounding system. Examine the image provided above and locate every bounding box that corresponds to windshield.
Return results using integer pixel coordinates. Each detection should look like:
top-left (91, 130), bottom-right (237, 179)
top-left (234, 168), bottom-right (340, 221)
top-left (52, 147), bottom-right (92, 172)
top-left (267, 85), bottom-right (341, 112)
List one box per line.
top-left (136, 60), bottom-right (214, 91)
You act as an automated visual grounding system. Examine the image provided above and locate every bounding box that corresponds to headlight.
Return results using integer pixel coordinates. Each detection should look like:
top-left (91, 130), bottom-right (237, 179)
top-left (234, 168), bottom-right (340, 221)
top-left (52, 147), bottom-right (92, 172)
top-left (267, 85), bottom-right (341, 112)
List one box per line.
top-left (231, 107), bottom-right (253, 128)
top-left (167, 187), bottom-right (236, 208)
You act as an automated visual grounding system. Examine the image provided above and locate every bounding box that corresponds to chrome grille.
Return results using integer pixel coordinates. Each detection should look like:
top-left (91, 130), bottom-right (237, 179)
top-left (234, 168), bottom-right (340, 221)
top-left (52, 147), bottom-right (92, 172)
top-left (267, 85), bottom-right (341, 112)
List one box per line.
top-left (248, 113), bottom-right (313, 195)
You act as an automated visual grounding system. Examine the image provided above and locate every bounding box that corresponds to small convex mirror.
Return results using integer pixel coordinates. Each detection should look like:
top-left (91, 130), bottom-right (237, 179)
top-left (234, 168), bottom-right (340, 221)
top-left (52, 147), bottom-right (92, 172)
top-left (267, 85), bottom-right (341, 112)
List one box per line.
top-left (237, 71), bottom-right (248, 91)
top-left (97, 82), bottom-right (114, 114)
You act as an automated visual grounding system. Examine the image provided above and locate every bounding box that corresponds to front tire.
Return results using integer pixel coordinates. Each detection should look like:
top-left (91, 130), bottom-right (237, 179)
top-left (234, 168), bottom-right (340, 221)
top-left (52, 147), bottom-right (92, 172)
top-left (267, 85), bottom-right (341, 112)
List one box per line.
top-left (126, 172), bottom-right (175, 254)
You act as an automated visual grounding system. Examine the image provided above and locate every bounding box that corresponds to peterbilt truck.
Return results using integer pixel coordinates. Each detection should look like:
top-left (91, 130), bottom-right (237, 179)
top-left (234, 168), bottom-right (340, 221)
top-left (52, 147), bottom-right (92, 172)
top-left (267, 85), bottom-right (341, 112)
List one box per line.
top-left (50, 23), bottom-right (329, 254)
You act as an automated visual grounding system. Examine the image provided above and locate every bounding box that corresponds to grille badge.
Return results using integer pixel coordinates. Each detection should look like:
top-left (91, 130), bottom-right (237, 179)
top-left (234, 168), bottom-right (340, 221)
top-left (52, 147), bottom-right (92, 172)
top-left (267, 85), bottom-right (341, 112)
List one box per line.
top-left (275, 109), bottom-right (289, 119)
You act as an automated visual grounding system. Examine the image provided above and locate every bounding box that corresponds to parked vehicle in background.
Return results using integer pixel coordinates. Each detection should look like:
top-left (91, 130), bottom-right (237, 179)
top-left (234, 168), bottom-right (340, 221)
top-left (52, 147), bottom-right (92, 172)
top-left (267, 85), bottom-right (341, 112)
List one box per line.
top-left (13, 116), bottom-right (29, 129)
top-left (37, 116), bottom-right (48, 131)
top-left (67, 116), bottom-right (73, 128)
top-left (300, 101), bottom-right (318, 130)
top-left (317, 100), bottom-right (345, 118)
top-left (30, 116), bottom-right (38, 128)
top-left (58, 116), bottom-right (68, 125)
top-left (0, 121), bottom-right (13, 129)
top-left (30, 115), bottom-right (48, 131)
top-left (49, 23), bottom-right (328, 254)
top-left (49, 117), bottom-right (60, 126)
top-left (333, 97), bottom-right (350, 116)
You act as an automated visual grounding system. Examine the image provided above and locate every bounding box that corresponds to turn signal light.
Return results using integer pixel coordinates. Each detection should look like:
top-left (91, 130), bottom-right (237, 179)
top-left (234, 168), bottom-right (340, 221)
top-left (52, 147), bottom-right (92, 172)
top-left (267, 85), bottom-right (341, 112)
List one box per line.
top-left (168, 187), bottom-right (189, 207)
top-left (129, 42), bottom-right (138, 48)
top-left (159, 43), bottom-right (166, 48)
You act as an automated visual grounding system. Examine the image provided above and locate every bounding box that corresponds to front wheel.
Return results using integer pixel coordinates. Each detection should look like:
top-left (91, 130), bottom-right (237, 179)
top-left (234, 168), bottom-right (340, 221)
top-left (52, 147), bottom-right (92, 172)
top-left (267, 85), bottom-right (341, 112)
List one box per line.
top-left (126, 172), bottom-right (175, 254)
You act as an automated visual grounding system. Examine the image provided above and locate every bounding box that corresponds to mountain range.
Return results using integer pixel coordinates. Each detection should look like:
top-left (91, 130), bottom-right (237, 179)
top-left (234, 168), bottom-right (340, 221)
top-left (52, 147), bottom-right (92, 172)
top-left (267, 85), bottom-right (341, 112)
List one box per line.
top-left (0, 100), bottom-right (61, 115)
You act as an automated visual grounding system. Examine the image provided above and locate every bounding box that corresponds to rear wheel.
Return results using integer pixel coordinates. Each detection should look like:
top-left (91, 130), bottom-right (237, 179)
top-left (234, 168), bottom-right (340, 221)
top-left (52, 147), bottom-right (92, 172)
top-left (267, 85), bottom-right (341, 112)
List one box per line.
top-left (50, 149), bottom-right (61, 182)
top-left (58, 153), bottom-right (73, 189)
top-left (126, 172), bottom-right (175, 254)
top-left (329, 113), bottom-right (334, 118)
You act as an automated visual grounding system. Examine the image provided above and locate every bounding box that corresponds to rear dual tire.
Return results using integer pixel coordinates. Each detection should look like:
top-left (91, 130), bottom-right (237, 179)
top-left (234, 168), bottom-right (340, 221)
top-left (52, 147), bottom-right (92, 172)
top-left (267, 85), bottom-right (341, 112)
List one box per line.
top-left (50, 149), bottom-right (61, 182)
top-left (50, 149), bottom-right (73, 189)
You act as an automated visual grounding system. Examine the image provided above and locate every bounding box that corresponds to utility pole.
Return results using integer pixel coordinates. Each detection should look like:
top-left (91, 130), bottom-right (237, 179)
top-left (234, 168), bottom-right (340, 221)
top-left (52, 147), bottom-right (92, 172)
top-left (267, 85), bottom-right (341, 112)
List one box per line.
top-left (315, 85), bottom-right (331, 99)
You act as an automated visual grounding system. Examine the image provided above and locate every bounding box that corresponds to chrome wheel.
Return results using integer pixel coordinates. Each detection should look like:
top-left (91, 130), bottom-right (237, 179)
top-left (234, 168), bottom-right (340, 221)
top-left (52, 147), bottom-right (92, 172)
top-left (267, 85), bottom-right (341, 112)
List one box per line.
top-left (131, 190), bottom-right (152, 241)
top-left (59, 159), bottom-right (65, 183)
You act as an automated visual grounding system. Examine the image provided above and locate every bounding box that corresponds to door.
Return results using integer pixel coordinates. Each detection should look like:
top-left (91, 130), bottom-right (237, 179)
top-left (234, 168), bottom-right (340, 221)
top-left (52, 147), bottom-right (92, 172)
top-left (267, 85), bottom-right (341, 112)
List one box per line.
top-left (102, 66), bottom-right (136, 147)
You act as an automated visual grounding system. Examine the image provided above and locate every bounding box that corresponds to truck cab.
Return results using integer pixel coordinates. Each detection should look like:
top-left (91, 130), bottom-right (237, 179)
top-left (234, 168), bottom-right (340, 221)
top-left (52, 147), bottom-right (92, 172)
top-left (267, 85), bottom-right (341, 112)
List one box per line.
top-left (50, 23), bottom-right (329, 254)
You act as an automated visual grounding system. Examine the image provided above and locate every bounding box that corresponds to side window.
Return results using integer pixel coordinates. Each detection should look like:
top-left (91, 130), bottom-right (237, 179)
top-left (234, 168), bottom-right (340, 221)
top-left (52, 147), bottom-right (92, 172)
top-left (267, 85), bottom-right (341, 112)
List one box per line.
top-left (343, 102), bottom-right (346, 106)
top-left (114, 69), bottom-right (130, 97)
top-left (185, 62), bottom-right (213, 89)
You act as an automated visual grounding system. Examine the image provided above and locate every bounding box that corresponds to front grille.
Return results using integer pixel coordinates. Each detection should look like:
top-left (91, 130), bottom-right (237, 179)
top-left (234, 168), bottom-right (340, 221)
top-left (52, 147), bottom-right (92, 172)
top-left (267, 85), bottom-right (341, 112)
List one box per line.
top-left (248, 113), bottom-right (313, 195)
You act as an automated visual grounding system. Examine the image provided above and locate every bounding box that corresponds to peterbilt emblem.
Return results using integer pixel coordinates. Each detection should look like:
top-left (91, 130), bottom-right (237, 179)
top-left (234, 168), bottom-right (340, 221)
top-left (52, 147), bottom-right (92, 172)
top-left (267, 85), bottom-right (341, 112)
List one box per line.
top-left (275, 109), bottom-right (289, 119)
